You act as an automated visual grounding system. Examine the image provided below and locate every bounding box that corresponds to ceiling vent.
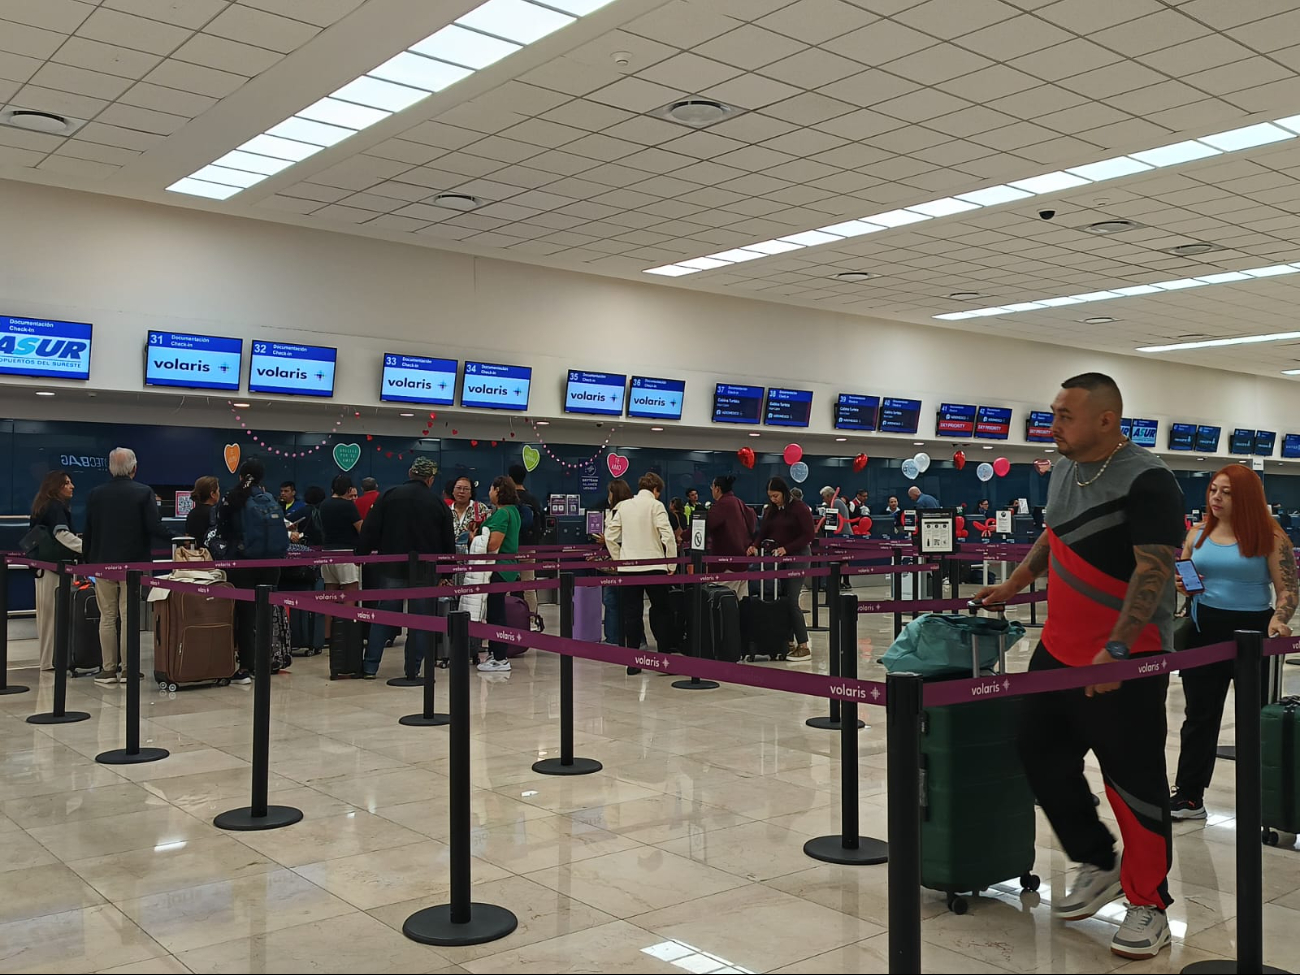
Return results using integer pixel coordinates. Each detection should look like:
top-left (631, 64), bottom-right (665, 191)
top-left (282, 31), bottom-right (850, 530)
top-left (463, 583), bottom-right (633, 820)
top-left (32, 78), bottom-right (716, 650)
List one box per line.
top-left (431, 193), bottom-right (481, 211)
top-left (650, 97), bottom-right (743, 129)
top-left (1080, 219), bottom-right (1143, 234)
top-left (0, 107), bottom-right (84, 136)
top-left (1161, 242), bottom-right (1224, 257)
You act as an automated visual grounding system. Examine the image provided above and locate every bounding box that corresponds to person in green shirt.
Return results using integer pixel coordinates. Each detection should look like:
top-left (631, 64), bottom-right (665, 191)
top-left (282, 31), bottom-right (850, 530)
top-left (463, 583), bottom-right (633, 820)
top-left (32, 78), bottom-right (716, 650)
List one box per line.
top-left (478, 475), bottom-right (521, 673)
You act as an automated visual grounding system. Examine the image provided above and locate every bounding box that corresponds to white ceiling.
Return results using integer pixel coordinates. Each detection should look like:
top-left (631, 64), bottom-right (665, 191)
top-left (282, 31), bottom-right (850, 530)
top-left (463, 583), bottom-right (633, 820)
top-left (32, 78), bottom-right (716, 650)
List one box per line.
top-left (8, 0), bottom-right (1300, 376)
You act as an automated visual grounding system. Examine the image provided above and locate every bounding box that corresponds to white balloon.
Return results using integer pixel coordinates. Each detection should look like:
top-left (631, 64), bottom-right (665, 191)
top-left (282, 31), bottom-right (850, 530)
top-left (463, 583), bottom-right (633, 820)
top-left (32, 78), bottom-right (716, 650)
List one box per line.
top-left (913, 452), bottom-right (931, 473)
top-left (977, 462), bottom-right (994, 482)
top-left (901, 459), bottom-right (919, 480)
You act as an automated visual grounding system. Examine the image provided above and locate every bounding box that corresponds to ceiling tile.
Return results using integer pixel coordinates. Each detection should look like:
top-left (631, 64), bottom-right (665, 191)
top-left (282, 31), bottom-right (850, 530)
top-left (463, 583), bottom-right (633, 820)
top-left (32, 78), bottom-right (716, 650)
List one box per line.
top-left (760, 47), bottom-right (862, 87)
top-left (465, 134), bottom-right (544, 164)
top-left (142, 58), bottom-right (245, 96)
top-left (365, 139), bottom-right (443, 164)
top-left (617, 145), bottom-right (696, 172)
top-left (1092, 9), bottom-right (1210, 57)
top-left (564, 131), bottom-right (643, 161)
top-left (436, 102), bottom-right (527, 134)
top-left (1058, 60), bottom-right (1166, 99)
top-left (0, 51), bottom-right (42, 85)
top-left (5, 0), bottom-right (95, 33)
top-left (1036, 0), bottom-right (1164, 32)
top-left (1230, 76), bottom-right (1300, 113)
top-left (38, 155), bottom-right (120, 179)
top-left (204, 4), bottom-right (317, 53)
top-left (1008, 38), bottom-right (1122, 80)
top-left (692, 25), bottom-right (806, 70)
top-left (821, 20), bottom-right (936, 64)
top-left (987, 83), bottom-right (1086, 119)
top-left (363, 213), bottom-right (428, 233)
top-left (521, 56), bottom-right (622, 97)
top-left (0, 125), bottom-right (64, 152)
top-left (811, 106), bottom-right (904, 139)
top-left (709, 111), bottom-right (798, 143)
top-left (874, 86), bottom-right (971, 121)
top-left (31, 62), bottom-right (134, 100)
top-left (711, 143), bottom-right (796, 172)
top-left (566, 29), bottom-right (677, 73)
top-left (600, 115), bottom-right (690, 147)
top-left (883, 43), bottom-right (994, 85)
top-left (1182, 57), bottom-right (1291, 96)
top-left (623, 0), bottom-right (742, 49)
top-left (587, 76), bottom-right (682, 112)
top-left (77, 8), bottom-right (194, 55)
top-left (52, 37), bottom-right (163, 79)
top-left (119, 80), bottom-right (215, 116)
top-left (500, 117), bottom-right (586, 149)
top-left (73, 120), bottom-right (164, 150)
top-left (281, 181), bottom-right (350, 202)
top-left (763, 90), bottom-right (856, 124)
top-left (97, 102), bottom-right (191, 134)
top-left (238, 0), bottom-right (362, 28)
top-left (660, 128), bottom-right (747, 158)
top-left (818, 68), bottom-right (919, 107)
top-left (926, 105), bottom-right (1017, 137)
top-left (811, 140), bottom-right (891, 167)
top-left (541, 100), bottom-right (632, 131)
top-left (638, 51), bottom-right (743, 91)
top-left (0, 20), bottom-right (67, 59)
top-left (894, 0), bottom-right (1018, 38)
top-left (104, 0), bottom-right (230, 29)
top-left (1228, 9), bottom-right (1300, 54)
top-left (1105, 79), bottom-right (1203, 115)
top-left (955, 14), bottom-right (1070, 59)
top-left (401, 121), bottom-right (480, 150)
top-left (53, 139), bottom-right (140, 165)
top-left (472, 82), bottom-right (571, 118)
top-left (525, 148), bottom-right (603, 176)
top-left (1080, 116), bottom-right (1172, 149)
top-left (703, 72), bottom-right (801, 109)
top-left (366, 179), bottom-right (438, 202)
top-left (755, 0), bottom-right (877, 45)
top-left (173, 34), bottom-right (281, 75)
top-left (11, 84), bottom-right (107, 119)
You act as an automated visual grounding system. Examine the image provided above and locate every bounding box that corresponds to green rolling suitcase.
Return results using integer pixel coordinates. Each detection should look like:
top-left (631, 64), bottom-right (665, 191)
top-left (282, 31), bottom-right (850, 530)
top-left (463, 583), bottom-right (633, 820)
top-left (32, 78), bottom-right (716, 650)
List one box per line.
top-left (1261, 696), bottom-right (1300, 846)
top-left (918, 606), bottom-right (1039, 913)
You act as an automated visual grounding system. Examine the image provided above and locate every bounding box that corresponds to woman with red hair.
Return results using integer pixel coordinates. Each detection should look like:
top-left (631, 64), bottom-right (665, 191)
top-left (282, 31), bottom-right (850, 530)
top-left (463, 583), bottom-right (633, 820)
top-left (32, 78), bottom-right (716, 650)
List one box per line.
top-left (1170, 463), bottom-right (1298, 819)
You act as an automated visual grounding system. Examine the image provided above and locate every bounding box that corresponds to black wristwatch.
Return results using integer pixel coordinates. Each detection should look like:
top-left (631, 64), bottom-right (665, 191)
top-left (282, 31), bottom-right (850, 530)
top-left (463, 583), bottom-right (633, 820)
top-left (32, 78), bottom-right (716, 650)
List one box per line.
top-left (1104, 640), bottom-right (1130, 660)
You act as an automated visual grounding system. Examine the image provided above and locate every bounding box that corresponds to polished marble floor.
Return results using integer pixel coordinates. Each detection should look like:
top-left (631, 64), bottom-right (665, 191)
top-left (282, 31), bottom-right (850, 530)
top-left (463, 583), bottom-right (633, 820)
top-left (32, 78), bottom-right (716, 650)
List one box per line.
top-left (2, 580), bottom-right (1299, 974)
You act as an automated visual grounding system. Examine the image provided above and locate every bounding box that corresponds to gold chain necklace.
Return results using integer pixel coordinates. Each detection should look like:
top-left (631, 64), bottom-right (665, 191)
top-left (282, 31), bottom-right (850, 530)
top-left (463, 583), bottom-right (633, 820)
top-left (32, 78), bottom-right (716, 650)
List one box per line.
top-left (1075, 440), bottom-right (1128, 488)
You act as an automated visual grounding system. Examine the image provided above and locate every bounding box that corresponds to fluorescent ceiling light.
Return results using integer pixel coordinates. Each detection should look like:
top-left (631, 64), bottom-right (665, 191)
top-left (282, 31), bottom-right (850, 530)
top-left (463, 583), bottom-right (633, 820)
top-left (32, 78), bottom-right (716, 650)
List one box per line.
top-left (1139, 332), bottom-right (1300, 353)
top-left (1197, 271), bottom-right (1252, 284)
top-left (457, 0), bottom-right (574, 44)
top-left (969, 307), bottom-right (1009, 316)
top-left (1153, 278), bottom-right (1208, 290)
top-left (364, 55), bottom-right (464, 97)
top-left (1244, 264), bottom-right (1300, 277)
top-left (238, 134), bottom-right (322, 161)
top-left (955, 184), bottom-right (1031, 206)
top-left (1131, 140), bottom-right (1220, 167)
top-left (1199, 122), bottom-right (1294, 152)
top-left (934, 311), bottom-right (983, 320)
top-left (268, 116), bottom-right (355, 147)
top-left (644, 265), bottom-right (696, 277)
top-left (678, 256), bottom-right (730, 270)
top-left (780, 229), bottom-right (843, 246)
top-left (866, 209), bottom-right (930, 228)
top-left (190, 164), bottom-right (265, 188)
top-left (544, 0), bottom-right (617, 12)
top-left (818, 219), bottom-right (884, 237)
top-left (212, 150), bottom-right (295, 176)
top-left (1069, 291), bottom-right (1122, 301)
top-left (1002, 301), bottom-right (1048, 311)
top-left (412, 24), bottom-right (520, 69)
top-left (1036, 296), bottom-right (1082, 306)
top-left (296, 97), bottom-right (390, 130)
top-left (1008, 170), bottom-right (1090, 194)
top-left (1284, 369), bottom-right (1300, 375)
top-left (709, 248), bottom-right (766, 262)
top-left (167, 177), bottom-right (240, 200)
top-left (1112, 284), bottom-right (1162, 296)
top-left (1066, 156), bottom-right (1151, 181)
top-left (907, 196), bottom-right (980, 217)
top-left (745, 239), bottom-right (803, 255)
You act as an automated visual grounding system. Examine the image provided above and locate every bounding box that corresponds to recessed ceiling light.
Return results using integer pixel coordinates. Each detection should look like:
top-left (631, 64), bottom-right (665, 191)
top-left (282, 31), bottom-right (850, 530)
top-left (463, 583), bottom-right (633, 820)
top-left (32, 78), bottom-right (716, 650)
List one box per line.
top-left (232, 402), bottom-right (251, 408)
top-left (678, 256), bottom-right (730, 270)
top-left (1082, 317), bottom-right (1117, 324)
top-left (535, 420), bottom-right (549, 426)
top-left (947, 292), bottom-right (983, 300)
top-left (1045, 448), bottom-right (1055, 453)
top-left (668, 99), bottom-right (727, 125)
top-left (781, 229), bottom-right (842, 247)
top-left (1139, 331), bottom-right (1300, 353)
top-left (458, 0), bottom-right (573, 44)
top-left (399, 412), bottom-right (414, 417)
top-left (35, 390), bottom-right (55, 397)
top-left (955, 184), bottom-right (1032, 206)
top-left (1066, 156), bottom-right (1152, 181)
top-left (1282, 369), bottom-right (1300, 376)
top-left (3, 109), bottom-right (72, 134)
top-left (983, 445), bottom-right (993, 449)
top-left (651, 426), bottom-right (663, 432)
top-left (835, 437), bottom-right (847, 442)
top-left (1009, 170), bottom-right (1090, 194)
top-left (1084, 219), bottom-right (1140, 234)
top-left (1198, 457), bottom-right (1206, 461)
top-left (749, 432), bottom-right (761, 437)
top-left (644, 264), bottom-right (696, 277)
top-left (1132, 140), bottom-right (1220, 167)
top-left (1166, 242), bottom-right (1219, 256)
top-left (432, 193), bottom-right (480, 210)
top-left (411, 24), bottom-right (521, 70)
top-left (913, 442), bottom-right (925, 446)
top-left (835, 271), bottom-right (871, 282)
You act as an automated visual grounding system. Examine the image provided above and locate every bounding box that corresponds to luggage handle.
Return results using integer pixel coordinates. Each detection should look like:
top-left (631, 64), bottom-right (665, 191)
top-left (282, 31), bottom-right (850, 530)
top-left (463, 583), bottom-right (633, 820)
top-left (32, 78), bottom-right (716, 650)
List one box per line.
top-left (759, 538), bottom-right (780, 601)
top-left (966, 599), bottom-right (1008, 677)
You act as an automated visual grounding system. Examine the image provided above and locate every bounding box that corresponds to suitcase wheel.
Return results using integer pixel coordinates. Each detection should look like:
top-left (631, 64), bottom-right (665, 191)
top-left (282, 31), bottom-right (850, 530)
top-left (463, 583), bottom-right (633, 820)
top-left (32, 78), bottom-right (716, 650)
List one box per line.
top-left (1020, 873), bottom-right (1040, 892)
top-left (157, 680), bottom-right (168, 691)
top-left (777, 653), bottom-right (788, 660)
top-left (165, 681), bottom-right (179, 693)
top-left (218, 678), bottom-right (231, 687)
top-left (946, 894), bottom-right (968, 915)
top-left (745, 655), bottom-right (755, 662)
top-left (1263, 829), bottom-right (1280, 847)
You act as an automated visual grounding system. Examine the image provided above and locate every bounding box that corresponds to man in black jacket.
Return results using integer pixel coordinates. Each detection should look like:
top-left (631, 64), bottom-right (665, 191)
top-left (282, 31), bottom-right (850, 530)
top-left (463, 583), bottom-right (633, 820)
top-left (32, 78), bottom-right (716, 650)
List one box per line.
top-left (82, 447), bottom-right (172, 684)
top-left (509, 463), bottom-right (545, 628)
top-left (356, 457), bottom-right (455, 679)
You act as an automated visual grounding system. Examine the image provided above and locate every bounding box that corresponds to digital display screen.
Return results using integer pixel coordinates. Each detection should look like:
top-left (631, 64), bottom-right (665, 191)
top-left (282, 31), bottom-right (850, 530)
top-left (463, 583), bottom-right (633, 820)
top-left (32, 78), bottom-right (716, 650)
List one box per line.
top-left (1229, 428), bottom-right (1255, 455)
top-left (936, 403), bottom-right (976, 437)
top-left (1169, 423), bottom-right (1196, 451)
top-left (1026, 410), bottom-right (1055, 444)
top-left (565, 369), bottom-right (626, 416)
top-left (145, 330), bottom-right (241, 391)
top-left (975, 405), bottom-right (1012, 440)
top-left (248, 341), bottom-right (336, 397)
top-left (764, 387), bottom-right (813, 428)
top-left (1126, 418), bottom-right (1158, 448)
top-left (835, 393), bottom-right (879, 431)
top-left (713, 383), bottom-right (763, 424)
top-left (628, 376), bottom-right (685, 421)
top-left (1195, 425), bottom-right (1221, 452)
top-left (380, 353), bottom-right (457, 405)
top-left (0, 315), bottom-right (92, 381)
top-left (879, 397), bottom-right (921, 434)
top-left (461, 360), bottom-right (531, 411)
top-left (1283, 434), bottom-right (1300, 459)
top-left (1256, 430), bottom-right (1276, 456)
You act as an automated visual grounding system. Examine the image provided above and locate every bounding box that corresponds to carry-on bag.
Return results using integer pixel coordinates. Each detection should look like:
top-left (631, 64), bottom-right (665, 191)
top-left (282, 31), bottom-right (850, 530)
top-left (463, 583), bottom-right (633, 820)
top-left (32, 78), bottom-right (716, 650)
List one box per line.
top-left (901, 602), bottom-right (1038, 914)
top-left (691, 584), bottom-right (742, 663)
top-left (70, 580), bottom-right (104, 676)
top-left (573, 584), bottom-right (603, 643)
top-left (152, 586), bottom-right (238, 692)
top-left (503, 595), bottom-right (530, 657)
top-left (741, 540), bottom-right (791, 661)
top-left (279, 570), bottom-right (325, 656)
top-left (329, 617), bottom-right (364, 680)
top-left (269, 605), bottom-right (293, 673)
top-left (1262, 695), bottom-right (1300, 843)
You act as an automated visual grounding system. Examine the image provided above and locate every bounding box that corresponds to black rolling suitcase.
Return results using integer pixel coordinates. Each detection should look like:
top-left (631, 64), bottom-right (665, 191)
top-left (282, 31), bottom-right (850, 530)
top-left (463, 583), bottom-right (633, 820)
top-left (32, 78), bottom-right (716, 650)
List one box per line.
top-left (741, 541), bottom-right (790, 661)
top-left (693, 584), bottom-right (742, 663)
top-left (329, 617), bottom-right (364, 679)
top-left (70, 581), bottom-right (105, 676)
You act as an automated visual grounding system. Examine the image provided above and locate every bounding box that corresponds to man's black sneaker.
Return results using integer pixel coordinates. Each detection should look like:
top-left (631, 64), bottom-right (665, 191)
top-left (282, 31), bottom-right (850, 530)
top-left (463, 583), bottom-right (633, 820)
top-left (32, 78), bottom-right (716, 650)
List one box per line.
top-left (1170, 788), bottom-right (1207, 820)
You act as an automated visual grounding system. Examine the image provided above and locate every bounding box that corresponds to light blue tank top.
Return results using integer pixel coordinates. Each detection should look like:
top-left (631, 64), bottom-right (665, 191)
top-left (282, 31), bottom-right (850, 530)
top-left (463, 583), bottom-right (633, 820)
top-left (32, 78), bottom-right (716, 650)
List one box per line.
top-left (1192, 529), bottom-right (1272, 613)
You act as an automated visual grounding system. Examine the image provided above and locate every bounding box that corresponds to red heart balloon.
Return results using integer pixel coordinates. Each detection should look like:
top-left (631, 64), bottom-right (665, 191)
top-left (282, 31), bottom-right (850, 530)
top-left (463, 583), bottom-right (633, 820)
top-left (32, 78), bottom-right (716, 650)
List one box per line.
top-left (452, 429), bottom-right (458, 435)
top-left (491, 441), bottom-right (498, 447)
top-left (471, 440), bottom-right (478, 447)
top-left (366, 434), bottom-right (373, 441)
top-left (953, 450), bottom-right (966, 471)
top-left (737, 447), bottom-right (755, 469)
top-left (422, 429), bottom-right (429, 436)
top-left (429, 413), bottom-right (437, 420)
top-left (852, 453), bottom-right (868, 473)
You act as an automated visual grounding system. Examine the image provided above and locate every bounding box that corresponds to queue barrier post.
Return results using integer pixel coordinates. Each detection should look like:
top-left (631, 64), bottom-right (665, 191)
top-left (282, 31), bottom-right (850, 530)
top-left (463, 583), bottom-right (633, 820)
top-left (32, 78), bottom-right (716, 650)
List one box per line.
top-left (97, 570), bottom-right (168, 765)
top-left (1183, 631), bottom-right (1288, 975)
top-left (0, 561), bottom-right (29, 695)
top-left (892, 551), bottom-right (904, 639)
top-left (400, 583), bottom-right (449, 728)
top-left (886, 670), bottom-right (924, 975)
top-left (808, 563), bottom-right (827, 633)
top-left (387, 551), bottom-right (424, 687)
top-left (674, 551), bottom-right (718, 691)
top-left (404, 610), bottom-right (518, 946)
top-left (28, 565), bottom-right (89, 725)
top-left (214, 585), bottom-right (303, 831)
top-left (534, 573), bottom-right (601, 775)
top-left (804, 593), bottom-right (888, 866)
top-left (808, 563), bottom-right (861, 730)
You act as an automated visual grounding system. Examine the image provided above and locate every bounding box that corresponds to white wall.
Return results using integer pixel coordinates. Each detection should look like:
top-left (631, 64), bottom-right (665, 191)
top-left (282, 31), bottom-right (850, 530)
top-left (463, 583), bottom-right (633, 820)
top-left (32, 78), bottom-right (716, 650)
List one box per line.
top-left (1, 178), bottom-right (1296, 461)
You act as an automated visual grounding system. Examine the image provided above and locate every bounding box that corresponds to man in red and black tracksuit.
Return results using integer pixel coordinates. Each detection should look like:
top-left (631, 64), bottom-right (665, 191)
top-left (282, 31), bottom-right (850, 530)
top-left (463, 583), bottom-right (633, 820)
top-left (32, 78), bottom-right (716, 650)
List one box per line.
top-left (978, 372), bottom-right (1184, 961)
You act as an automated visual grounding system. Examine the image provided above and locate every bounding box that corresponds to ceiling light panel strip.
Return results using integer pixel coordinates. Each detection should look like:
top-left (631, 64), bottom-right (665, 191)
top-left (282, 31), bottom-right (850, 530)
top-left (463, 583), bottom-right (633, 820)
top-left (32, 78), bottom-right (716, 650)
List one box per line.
top-left (167, 0), bottom-right (613, 199)
top-left (643, 120), bottom-right (1300, 279)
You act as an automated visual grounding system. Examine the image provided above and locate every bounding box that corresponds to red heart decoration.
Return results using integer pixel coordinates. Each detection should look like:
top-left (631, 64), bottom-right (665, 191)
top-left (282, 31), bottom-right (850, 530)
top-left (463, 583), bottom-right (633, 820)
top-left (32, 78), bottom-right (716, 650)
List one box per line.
top-left (385, 451), bottom-right (393, 458)
top-left (429, 413), bottom-right (436, 420)
top-left (452, 429), bottom-right (458, 435)
top-left (422, 428), bottom-right (429, 436)
top-left (737, 447), bottom-right (755, 470)
top-left (491, 441), bottom-right (498, 447)
top-left (471, 440), bottom-right (479, 447)
top-left (510, 432), bottom-right (516, 438)
top-left (953, 450), bottom-right (966, 471)
top-left (851, 453), bottom-right (868, 473)
top-left (366, 434), bottom-right (373, 441)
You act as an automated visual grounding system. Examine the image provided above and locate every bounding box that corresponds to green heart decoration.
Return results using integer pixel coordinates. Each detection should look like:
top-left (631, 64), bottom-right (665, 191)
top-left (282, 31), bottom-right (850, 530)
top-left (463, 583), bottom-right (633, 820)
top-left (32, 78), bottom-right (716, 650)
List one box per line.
top-left (333, 442), bottom-right (361, 472)
top-left (522, 445), bottom-right (541, 472)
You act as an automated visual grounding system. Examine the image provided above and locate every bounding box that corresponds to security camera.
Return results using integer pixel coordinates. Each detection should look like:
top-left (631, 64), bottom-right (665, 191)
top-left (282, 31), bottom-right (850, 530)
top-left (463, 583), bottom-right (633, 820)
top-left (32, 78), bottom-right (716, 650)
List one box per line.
top-left (1039, 209), bottom-right (1056, 220)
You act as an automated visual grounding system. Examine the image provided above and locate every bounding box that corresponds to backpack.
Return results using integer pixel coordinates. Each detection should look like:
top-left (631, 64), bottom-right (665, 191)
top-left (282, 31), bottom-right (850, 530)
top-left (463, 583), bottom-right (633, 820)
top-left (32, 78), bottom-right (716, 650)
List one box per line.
top-left (235, 490), bottom-right (290, 559)
top-left (517, 490), bottom-right (542, 545)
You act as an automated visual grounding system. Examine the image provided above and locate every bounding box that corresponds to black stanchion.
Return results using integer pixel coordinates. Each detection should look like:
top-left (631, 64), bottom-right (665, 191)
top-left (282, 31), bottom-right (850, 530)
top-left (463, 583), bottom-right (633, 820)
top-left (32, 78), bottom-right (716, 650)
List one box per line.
top-left (805, 593), bottom-right (889, 865)
top-left (674, 552), bottom-right (718, 691)
top-left (809, 563), bottom-right (861, 730)
top-left (97, 571), bottom-right (167, 765)
top-left (28, 566), bottom-right (89, 725)
top-left (808, 566), bottom-right (828, 633)
top-left (0, 561), bottom-right (29, 696)
top-left (892, 552), bottom-right (904, 638)
top-left (405, 610), bottom-right (518, 946)
top-left (215, 585), bottom-right (302, 831)
top-left (886, 670), bottom-right (924, 975)
top-left (534, 574), bottom-right (601, 775)
top-left (388, 551), bottom-right (424, 687)
top-left (1026, 578), bottom-right (1043, 629)
top-left (400, 582), bottom-right (449, 727)
top-left (1183, 631), bottom-right (1288, 975)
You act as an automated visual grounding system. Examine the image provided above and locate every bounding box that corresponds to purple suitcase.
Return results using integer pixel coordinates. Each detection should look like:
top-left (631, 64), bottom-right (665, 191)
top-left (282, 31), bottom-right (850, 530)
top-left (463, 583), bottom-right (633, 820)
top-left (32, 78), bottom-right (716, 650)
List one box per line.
top-left (573, 585), bottom-right (602, 643)
top-left (504, 595), bottom-right (530, 657)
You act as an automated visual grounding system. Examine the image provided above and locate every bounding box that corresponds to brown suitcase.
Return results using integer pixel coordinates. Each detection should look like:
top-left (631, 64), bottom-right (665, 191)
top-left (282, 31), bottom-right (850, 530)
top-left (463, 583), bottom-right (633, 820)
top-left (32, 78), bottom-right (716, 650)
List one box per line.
top-left (152, 586), bottom-right (238, 691)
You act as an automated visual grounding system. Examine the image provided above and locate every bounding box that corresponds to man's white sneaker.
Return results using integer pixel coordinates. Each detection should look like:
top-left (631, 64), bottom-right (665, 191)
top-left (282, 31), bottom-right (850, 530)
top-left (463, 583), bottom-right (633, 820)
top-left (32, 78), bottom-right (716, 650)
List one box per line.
top-left (1054, 862), bottom-right (1122, 920)
top-left (477, 658), bottom-right (511, 673)
top-left (1110, 904), bottom-right (1170, 959)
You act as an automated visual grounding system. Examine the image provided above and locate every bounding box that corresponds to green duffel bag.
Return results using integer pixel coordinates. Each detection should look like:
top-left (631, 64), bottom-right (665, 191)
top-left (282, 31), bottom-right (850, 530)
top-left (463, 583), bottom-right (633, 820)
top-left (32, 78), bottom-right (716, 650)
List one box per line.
top-left (881, 612), bottom-right (1025, 679)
